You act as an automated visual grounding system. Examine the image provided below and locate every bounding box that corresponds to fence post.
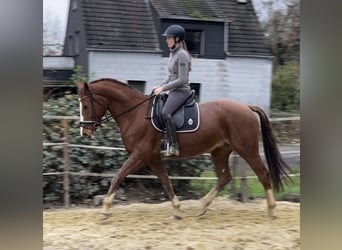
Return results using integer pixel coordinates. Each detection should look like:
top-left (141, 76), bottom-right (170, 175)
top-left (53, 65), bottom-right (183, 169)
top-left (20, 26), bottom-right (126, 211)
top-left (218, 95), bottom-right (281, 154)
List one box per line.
top-left (239, 157), bottom-right (249, 203)
top-left (63, 119), bottom-right (70, 208)
top-left (230, 152), bottom-right (238, 195)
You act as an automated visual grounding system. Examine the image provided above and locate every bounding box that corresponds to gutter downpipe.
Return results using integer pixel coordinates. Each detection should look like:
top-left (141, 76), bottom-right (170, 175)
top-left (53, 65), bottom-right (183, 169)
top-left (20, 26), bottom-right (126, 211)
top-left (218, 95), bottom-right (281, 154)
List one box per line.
top-left (224, 19), bottom-right (229, 54)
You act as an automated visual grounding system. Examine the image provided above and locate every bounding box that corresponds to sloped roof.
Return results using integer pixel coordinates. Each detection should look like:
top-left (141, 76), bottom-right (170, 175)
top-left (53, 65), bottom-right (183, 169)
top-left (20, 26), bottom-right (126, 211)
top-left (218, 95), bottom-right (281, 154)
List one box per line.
top-left (151, 0), bottom-right (225, 21)
top-left (80, 0), bottom-right (159, 51)
top-left (78, 0), bottom-right (271, 56)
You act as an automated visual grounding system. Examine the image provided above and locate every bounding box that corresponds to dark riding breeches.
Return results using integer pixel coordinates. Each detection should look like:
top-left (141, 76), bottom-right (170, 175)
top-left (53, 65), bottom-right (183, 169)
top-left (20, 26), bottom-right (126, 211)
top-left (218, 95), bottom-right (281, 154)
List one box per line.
top-left (161, 88), bottom-right (191, 121)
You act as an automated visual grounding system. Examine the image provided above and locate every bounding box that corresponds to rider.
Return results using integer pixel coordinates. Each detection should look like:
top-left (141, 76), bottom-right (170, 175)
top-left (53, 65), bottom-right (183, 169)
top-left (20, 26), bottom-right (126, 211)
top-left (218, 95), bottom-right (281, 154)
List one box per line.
top-left (153, 24), bottom-right (192, 156)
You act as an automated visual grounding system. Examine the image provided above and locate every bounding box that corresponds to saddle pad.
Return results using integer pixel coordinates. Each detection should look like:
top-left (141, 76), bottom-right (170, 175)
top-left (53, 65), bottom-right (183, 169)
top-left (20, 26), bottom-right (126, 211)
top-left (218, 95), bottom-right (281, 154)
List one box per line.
top-left (150, 99), bottom-right (200, 133)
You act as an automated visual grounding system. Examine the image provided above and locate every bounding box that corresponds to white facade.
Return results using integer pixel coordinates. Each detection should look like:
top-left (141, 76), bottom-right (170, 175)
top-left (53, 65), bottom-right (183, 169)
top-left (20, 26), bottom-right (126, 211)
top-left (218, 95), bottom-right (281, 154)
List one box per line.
top-left (88, 51), bottom-right (272, 114)
top-left (43, 56), bottom-right (75, 70)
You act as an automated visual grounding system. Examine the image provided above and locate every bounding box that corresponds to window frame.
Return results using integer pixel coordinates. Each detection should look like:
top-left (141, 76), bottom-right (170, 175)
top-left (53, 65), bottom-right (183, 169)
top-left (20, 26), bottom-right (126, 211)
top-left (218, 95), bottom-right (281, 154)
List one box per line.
top-left (127, 80), bottom-right (146, 93)
top-left (185, 29), bottom-right (205, 58)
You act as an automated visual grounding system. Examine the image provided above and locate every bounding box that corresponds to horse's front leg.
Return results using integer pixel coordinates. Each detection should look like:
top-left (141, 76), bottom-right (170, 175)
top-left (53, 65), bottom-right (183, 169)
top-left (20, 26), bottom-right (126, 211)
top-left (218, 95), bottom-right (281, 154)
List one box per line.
top-left (148, 157), bottom-right (182, 219)
top-left (102, 153), bottom-right (144, 219)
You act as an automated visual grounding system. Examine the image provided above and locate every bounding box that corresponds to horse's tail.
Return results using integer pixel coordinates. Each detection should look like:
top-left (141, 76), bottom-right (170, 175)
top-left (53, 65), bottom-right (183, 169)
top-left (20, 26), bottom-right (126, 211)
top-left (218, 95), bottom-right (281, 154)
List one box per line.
top-left (249, 105), bottom-right (293, 192)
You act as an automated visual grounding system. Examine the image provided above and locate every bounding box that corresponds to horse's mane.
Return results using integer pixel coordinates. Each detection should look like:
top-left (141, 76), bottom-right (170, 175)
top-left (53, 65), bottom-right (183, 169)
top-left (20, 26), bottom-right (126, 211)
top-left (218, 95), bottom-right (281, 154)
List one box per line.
top-left (89, 78), bottom-right (130, 89)
top-left (89, 78), bottom-right (147, 95)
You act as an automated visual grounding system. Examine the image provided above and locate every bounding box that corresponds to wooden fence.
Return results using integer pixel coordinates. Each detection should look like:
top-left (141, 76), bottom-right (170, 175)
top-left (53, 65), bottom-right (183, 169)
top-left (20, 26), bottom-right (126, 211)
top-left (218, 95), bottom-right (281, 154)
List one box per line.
top-left (43, 115), bottom-right (300, 207)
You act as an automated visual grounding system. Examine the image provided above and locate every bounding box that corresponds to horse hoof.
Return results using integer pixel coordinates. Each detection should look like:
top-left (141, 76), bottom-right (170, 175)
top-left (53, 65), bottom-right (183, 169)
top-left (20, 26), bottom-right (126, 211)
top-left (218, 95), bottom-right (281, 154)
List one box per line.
top-left (268, 203), bottom-right (277, 209)
top-left (173, 214), bottom-right (182, 220)
top-left (197, 209), bottom-right (207, 217)
top-left (267, 209), bottom-right (277, 220)
top-left (268, 212), bottom-right (277, 220)
top-left (100, 213), bottom-right (110, 220)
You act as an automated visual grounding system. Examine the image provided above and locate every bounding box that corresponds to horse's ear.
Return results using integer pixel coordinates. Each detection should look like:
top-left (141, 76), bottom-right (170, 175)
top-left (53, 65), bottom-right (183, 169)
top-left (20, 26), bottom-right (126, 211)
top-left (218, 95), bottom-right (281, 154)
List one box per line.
top-left (76, 82), bottom-right (89, 91)
top-left (83, 82), bottom-right (90, 92)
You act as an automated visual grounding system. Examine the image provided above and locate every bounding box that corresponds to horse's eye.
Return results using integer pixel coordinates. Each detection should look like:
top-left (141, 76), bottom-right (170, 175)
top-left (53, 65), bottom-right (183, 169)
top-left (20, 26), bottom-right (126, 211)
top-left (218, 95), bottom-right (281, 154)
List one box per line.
top-left (83, 105), bottom-right (87, 109)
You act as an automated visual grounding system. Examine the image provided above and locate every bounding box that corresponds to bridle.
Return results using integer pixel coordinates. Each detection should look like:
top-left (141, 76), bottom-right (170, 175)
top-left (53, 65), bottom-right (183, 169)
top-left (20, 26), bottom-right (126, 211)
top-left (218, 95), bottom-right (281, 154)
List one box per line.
top-left (79, 90), bottom-right (109, 131)
top-left (79, 88), bottom-right (154, 131)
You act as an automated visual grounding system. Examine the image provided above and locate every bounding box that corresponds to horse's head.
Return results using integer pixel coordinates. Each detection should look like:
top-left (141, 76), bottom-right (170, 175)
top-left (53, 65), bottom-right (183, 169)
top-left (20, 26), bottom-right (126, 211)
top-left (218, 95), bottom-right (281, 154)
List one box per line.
top-left (77, 82), bottom-right (108, 138)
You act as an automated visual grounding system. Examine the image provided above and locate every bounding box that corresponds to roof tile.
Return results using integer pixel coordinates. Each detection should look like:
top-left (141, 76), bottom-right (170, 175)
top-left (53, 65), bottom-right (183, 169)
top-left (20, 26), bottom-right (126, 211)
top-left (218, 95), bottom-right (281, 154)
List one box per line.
top-left (79, 0), bottom-right (271, 56)
top-left (80, 0), bottom-right (159, 51)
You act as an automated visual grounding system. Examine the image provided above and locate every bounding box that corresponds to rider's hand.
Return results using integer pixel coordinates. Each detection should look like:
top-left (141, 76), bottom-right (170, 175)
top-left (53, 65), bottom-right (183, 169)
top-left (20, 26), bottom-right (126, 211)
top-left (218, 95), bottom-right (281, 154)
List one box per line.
top-left (153, 86), bottom-right (163, 95)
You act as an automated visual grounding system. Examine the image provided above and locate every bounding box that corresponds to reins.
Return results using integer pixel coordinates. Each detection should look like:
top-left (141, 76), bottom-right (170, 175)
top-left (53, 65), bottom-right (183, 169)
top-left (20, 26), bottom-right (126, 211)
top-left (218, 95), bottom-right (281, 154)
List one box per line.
top-left (79, 90), bottom-right (155, 129)
top-left (113, 94), bottom-right (155, 120)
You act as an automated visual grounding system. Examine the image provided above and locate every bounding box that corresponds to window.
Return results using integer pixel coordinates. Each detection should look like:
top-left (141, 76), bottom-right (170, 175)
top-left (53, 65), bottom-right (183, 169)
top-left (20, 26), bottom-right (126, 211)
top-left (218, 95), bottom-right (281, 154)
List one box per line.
top-left (72, 0), bottom-right (78, 11)
top-left (127, 80), bottom-right (146, 93)
top-left (74, 31), bottom-right (80, 55)
top-left (185, 30), bottom-right (204, 57)
top-left (68, 36), bottom-right (73, 55)
top-left (190, 83), bottom-right (201, 102)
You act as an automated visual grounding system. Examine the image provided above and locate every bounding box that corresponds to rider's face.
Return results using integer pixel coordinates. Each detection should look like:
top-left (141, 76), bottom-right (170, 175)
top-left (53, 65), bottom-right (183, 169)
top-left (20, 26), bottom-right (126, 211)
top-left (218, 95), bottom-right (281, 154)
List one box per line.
top-left (166, 36), bottom-right (176, 48)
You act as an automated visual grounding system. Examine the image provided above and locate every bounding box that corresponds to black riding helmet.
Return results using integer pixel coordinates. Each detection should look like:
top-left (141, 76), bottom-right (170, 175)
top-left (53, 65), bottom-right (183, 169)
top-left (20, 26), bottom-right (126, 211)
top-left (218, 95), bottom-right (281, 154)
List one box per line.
top-left (162, 25), bottom-right (186, 41)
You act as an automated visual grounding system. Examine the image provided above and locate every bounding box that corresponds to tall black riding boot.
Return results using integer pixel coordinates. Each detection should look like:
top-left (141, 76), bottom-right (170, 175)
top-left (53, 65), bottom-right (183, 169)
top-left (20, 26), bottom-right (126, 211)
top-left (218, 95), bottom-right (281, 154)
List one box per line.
top-left (161, 116), bottom-right (179, 156)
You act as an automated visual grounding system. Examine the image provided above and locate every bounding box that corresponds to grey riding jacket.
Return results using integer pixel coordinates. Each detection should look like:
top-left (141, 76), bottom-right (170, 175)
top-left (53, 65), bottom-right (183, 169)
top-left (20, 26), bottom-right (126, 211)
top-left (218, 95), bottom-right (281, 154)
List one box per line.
top-left (160, 46), bottom-right (191, 92)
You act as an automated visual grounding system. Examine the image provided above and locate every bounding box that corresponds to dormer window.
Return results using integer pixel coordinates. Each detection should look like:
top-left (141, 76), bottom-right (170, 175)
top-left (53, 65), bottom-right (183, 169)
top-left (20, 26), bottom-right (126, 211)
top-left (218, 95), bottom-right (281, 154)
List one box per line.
top-left (160, 23), bottom-right (224, 59)
top-left (185, 30), bottom-right (204, 57)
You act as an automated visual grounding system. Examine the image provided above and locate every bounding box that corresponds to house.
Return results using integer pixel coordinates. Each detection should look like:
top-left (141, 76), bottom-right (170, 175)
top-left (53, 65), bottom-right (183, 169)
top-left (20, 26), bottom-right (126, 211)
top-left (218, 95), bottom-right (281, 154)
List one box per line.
top-left (43, 56), bottom-right (75, 100)
top-left (43, 56), bottom-right (75, 84)
top-left (64, 0), bottom-right (273, 114)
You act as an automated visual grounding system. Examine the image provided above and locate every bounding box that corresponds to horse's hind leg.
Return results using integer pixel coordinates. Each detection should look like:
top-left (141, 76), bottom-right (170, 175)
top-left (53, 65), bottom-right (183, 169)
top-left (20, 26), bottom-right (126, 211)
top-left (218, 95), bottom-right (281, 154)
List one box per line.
top-left (148, 157), bottom-right (182, 219)
top-left (240, 152), bottom-right (276, 218)
top-left (200, 144), bottom-right (233, 215)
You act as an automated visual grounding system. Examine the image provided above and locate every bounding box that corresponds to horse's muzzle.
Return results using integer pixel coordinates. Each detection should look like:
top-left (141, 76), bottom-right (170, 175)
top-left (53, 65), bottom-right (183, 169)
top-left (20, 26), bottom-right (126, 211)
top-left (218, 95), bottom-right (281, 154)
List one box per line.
top-left (80, 121), bottom-right (98, 138)
top-left (84, 132), bottom-right (96, 139)
top-left (81, 127), bottom-right (96, 139)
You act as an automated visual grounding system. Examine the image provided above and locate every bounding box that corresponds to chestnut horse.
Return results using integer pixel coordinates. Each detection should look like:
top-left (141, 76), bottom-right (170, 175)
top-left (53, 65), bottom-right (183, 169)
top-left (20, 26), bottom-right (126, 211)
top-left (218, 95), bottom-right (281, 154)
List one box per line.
top-left (77, 78), bottom-right (291, 219)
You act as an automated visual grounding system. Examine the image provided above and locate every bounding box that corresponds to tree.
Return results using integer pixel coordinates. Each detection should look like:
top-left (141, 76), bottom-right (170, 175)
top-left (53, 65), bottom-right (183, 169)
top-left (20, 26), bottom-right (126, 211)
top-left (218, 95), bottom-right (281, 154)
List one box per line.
top-left (260, 0), bottom-right (300, 113)
top-left (271, 62), bottom-right (300, 113)
top-left (262, 0), bottom-right (300, 69)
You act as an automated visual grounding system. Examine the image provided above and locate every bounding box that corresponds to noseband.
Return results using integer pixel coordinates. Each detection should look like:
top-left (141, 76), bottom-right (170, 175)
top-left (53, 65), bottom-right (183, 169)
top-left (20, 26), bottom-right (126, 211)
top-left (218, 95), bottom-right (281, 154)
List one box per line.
top-left (79, 88), bottom-right (154, 131)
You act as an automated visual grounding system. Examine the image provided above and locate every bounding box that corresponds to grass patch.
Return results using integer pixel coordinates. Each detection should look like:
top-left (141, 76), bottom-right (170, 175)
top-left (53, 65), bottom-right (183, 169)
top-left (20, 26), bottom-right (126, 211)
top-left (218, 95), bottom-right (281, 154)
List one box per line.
top-left (190, 168), bottom-right (300, 201)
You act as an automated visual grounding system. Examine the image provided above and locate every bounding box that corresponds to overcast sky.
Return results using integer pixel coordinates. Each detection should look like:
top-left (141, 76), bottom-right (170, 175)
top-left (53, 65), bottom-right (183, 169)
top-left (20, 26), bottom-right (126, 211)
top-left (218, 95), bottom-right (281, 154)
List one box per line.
top-left (43, 0), bottom-right (69, 40)
top-left (43, 0), bottom-right (69, 24)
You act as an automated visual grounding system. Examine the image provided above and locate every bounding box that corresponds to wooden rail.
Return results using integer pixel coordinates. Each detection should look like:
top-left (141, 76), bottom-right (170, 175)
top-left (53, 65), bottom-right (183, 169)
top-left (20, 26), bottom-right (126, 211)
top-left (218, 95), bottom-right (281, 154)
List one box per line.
top-left (43, 116), bottom-right (300, 207)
